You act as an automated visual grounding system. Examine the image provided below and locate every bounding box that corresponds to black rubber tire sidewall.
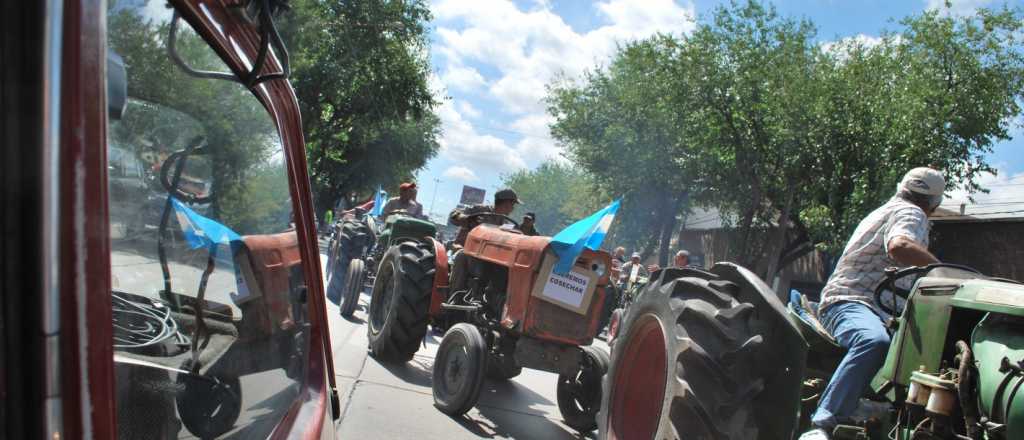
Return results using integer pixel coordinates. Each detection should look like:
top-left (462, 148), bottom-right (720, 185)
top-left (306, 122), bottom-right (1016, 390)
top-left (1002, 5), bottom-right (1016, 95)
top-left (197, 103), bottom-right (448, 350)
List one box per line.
top-left (557, 345), bottom-right (609, 433)
top-left (175, 363), bottom-right (242, 439)
top-left (340, 258), bottom-right (365, 317)
top-left (366, 241), bottom-right (435, 363)
top-left (598, 269), bottom-right (766, 440)
top-left (432, 323), bottom-right (487, 416)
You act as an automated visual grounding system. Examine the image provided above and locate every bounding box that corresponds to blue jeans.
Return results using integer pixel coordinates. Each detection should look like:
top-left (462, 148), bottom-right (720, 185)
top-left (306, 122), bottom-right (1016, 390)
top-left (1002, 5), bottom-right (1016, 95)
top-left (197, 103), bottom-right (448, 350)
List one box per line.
top-left (811, 301), bottom-right (891, 430)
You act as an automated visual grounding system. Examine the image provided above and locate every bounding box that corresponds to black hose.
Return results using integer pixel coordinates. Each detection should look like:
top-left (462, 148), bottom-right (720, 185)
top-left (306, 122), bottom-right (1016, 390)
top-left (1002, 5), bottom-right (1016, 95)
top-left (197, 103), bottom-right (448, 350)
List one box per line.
top-left (956, 341), bottom-right (983, 439)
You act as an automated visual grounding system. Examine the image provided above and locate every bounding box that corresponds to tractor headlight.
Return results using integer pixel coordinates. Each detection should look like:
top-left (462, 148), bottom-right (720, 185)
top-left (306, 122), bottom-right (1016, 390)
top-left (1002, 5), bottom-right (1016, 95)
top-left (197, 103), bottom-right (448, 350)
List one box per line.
top-left (591, 261), bottom-right (607, 277)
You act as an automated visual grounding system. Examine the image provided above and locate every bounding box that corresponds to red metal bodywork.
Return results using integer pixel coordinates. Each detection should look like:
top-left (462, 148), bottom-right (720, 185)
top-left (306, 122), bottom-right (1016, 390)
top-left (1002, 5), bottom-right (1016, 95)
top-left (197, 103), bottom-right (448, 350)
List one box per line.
top-left (460, 225), bottom-right (612, 346)
top-left (240, 232), bottom-right (303, 333)
top-left (57, 1), bottom-right (335, 438)
top-left (428, 236), bottom-right (450, 317)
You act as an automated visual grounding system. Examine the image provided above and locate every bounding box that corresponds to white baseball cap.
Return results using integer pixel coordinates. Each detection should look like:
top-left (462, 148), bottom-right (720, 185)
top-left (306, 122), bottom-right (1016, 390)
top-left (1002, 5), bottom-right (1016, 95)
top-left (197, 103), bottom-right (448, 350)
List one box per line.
top-left (899, 167), bottom-right (945, 196)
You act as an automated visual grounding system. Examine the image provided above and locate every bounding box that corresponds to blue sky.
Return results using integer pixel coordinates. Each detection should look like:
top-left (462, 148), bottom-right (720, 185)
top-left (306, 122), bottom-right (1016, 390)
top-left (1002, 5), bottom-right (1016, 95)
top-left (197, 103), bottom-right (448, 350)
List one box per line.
top-left (415, 0), bottom-right (1024, 222)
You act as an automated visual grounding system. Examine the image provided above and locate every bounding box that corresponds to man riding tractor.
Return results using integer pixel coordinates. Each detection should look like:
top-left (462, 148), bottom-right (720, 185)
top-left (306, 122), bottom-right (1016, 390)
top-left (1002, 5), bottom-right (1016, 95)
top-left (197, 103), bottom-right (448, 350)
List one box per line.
top-left (599, 167), bottom-right (1024, 440)
top-left (367, 188), bottom-right (615, 432)
top-left (801, 167), bottom-right (946, 440)
top-left (381, 182), bottom-right (424, 221)
top-left (449, 188), bottom-right (520, 247)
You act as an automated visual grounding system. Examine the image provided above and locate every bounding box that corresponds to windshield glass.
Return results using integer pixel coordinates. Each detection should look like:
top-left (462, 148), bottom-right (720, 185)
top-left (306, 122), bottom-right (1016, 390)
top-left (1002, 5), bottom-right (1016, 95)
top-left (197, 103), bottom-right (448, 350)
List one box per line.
top-left (106, 2), bottom-right (306, 439)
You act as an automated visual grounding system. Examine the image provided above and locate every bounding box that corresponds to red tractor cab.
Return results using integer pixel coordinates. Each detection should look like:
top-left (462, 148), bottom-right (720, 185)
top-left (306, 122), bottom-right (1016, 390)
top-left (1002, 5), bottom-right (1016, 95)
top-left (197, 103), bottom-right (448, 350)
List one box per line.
top-left (1, 1), bottom-right (338, 438)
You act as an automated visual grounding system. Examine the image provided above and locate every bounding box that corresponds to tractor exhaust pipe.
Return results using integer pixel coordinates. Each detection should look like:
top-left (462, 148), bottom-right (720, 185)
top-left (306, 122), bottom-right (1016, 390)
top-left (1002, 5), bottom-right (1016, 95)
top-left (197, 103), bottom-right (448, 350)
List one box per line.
top-left (956, 341), bottom-right (983, 440)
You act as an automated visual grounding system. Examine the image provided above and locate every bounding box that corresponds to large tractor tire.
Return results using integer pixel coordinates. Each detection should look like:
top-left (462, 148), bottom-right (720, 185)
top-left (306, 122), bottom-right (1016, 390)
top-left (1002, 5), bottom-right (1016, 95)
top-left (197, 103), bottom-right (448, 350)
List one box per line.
top-left (433, 323), bottom-right (487, 417)
top-left (340, 258), bottom-right (366, 318)
top-left (557, 345), bottom-right (609, 432)
top-left (598, 269), bottom-right (768, 440)
top-left (338, 219), bottom-right (373, 260)
top-left (366, 241), bottom-right (435, 363)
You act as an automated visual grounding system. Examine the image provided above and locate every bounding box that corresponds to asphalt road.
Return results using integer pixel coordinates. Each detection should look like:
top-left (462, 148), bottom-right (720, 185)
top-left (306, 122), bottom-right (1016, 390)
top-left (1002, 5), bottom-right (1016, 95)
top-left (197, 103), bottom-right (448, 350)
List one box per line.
top-left (320, 243), bottom-right (605, 440)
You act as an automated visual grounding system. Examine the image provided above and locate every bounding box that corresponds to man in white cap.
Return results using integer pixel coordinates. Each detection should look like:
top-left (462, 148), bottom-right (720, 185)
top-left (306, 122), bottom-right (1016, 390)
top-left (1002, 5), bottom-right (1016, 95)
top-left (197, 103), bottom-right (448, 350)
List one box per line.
top-left (802, 167), bottom-right (945, 439)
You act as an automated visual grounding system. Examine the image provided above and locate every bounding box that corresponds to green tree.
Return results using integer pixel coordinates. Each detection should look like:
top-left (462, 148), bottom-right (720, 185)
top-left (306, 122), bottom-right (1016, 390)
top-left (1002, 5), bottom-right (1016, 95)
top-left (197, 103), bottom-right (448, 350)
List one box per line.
top-left (279, 0), bottom-right (441, 211)
top-left (547, 0), bottom-right (1024, 278)
top-left (548, 38), bottom-right (698, 265)
top-left (502, 162), bottom-right (607, 235)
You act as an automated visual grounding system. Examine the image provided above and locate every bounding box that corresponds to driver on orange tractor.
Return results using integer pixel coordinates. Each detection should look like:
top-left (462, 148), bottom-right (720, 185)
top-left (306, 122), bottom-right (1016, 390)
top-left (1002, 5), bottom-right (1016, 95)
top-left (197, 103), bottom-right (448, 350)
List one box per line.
top-left (381, 182), bottom-right (424, 220)
top-left (448, 188), bottom-right (520, 247)
top-left (801, 167), bottom-right (944, 440)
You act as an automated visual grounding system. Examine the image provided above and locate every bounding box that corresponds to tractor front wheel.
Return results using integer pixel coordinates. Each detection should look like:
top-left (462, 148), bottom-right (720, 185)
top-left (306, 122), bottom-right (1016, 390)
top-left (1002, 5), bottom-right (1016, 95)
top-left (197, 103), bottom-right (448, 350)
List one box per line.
top-left (557, 346), bottom-right (609, 432)
top-left (432, 323), bottom-right (487, 416)
top-left (598, 270), bottom-right (767, 440)
top-left (366, 241), bottom-right (434, 363)
top-left (340, 258), bottom-right (365, 318)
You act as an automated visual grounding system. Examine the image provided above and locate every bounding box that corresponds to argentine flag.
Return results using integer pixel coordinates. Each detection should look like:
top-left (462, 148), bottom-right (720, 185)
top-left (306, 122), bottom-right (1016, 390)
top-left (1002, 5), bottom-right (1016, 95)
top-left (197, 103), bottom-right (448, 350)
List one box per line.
top-left (371, 186), bottom-right (386, 217)
top-left (170, 197), bottom-right (242, 250)
top-left (549, 200), bottom-right (620, 275)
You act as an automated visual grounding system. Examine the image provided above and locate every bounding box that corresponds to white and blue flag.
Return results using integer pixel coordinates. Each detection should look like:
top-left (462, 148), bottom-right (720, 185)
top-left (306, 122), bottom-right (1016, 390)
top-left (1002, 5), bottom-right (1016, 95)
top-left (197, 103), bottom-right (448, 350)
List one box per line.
top-left (549, 200), bottom-right (620, 275)
top-left (171, 197), bottom-right (242, 250)
top-left (371, 186), bottom-right (386, 217)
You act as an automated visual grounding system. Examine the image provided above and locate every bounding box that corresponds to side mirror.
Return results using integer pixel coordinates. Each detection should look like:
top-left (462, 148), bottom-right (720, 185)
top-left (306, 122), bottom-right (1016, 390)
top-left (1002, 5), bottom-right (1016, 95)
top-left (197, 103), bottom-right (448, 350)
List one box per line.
top-left (107, 51), bottom-right (127, 120)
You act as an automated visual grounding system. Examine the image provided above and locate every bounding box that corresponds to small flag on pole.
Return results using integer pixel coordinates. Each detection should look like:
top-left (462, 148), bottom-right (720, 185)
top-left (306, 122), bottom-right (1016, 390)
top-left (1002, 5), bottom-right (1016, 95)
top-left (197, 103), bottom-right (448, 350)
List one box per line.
top-left (371, 186), bottom-right (386, 217)
top-left (549, 200), bottom-right (620, 274)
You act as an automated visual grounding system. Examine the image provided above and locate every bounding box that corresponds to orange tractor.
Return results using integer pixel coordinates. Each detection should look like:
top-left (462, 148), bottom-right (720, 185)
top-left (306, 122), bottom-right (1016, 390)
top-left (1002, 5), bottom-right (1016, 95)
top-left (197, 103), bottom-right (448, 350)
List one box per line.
top-left (365, 213), bottom-right (614, 432)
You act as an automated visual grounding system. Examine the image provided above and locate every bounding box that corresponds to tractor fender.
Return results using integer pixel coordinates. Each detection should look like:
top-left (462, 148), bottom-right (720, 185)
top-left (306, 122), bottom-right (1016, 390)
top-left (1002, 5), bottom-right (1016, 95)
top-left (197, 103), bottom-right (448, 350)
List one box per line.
top-left (427, 237), bottom-right (449, 318)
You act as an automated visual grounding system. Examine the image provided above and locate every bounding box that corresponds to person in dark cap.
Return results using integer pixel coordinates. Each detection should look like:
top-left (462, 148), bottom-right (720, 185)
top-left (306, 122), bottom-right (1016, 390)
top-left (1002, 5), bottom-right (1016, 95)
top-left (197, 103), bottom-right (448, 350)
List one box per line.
top-left (520, 212), bottom-right (540, 236)
top-left (449, 188), bottom-right (521, 246)
top-left (381, 182), bottom-right (423, 220)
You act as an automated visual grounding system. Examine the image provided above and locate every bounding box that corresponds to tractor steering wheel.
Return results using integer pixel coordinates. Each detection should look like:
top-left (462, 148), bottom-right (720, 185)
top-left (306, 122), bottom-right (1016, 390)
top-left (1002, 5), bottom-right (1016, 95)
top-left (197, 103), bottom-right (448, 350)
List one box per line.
top-left (874, 263), bottom-right (983, 318)
top-left (468, 212), bottom-right (520, 230)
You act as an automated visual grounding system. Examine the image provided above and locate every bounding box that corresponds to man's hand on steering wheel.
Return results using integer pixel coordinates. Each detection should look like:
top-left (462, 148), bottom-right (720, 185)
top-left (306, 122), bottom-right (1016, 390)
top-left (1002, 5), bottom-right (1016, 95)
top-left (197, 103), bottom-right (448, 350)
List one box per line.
top-left (467, 212), bottom-right (519, 229)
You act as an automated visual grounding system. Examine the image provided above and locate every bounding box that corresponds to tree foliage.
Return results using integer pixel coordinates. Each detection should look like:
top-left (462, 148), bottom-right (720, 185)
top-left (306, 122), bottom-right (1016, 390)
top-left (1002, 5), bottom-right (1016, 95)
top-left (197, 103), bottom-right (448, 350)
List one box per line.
top-left (502, 162), bottom-right (607, 236)
top-left (547, 0), bottom-right (1024, 276)
top-left (280, 0), bottom-right (441, 210)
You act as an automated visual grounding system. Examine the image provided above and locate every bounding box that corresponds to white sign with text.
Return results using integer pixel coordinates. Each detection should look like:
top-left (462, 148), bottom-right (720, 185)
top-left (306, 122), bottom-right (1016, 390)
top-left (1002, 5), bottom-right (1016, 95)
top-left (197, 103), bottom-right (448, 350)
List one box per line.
top-left (541, 269), bottom-right (592, 309)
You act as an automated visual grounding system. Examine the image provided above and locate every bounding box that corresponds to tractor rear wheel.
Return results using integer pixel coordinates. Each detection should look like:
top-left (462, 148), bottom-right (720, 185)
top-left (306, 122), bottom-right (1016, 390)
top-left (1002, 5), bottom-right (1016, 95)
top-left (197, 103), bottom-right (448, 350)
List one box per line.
top-left (432, 323), bottom-right (487, 416)
top-left (598, 270), bottom-right (767, 440)
top-left (366, 241), bottom-right (434, 363)
top-left (340, 258), bottom-right (365, 318)
top-left (557, 345), bottom-right (609, 432)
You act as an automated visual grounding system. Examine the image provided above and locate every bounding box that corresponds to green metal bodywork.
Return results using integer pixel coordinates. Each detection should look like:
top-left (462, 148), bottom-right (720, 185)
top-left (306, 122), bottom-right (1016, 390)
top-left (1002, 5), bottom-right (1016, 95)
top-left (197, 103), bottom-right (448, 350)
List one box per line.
top-left (972, 314), bottom-right (1024, 439)
top-left (872, 278), bottom-right (1024, 393)
top-left (860, 276), bottom-right (1024, 440)
top-left (375, 214), bottom-right (437, 249)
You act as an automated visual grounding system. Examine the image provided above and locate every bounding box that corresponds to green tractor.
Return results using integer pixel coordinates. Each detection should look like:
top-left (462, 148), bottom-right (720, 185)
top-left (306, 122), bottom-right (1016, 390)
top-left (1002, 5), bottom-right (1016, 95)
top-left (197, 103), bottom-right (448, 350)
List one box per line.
top-left (326, 210), bottom-right (436, 318)
top-left (600, 263), bottom-right (1024, 440)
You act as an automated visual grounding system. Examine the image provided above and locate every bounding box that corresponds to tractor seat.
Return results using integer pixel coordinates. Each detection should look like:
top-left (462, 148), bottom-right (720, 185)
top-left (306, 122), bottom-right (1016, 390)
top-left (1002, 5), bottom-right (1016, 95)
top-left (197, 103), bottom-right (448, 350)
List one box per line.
top-left (787, 291), bottom-right (844, 355)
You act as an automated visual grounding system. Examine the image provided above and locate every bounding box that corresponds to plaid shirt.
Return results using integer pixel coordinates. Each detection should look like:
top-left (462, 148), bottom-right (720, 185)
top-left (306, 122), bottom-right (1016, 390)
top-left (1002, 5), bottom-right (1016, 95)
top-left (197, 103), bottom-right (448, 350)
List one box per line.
top-left (819, 196), bottom-right (930, 316)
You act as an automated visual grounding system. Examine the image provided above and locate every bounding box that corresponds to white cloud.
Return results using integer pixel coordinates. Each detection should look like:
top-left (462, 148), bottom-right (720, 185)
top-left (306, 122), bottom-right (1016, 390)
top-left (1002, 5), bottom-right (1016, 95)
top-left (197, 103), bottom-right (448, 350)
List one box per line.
top-left (436, 99), bottom-right (528, 172)
top-left (820, 34), bottom-right (885, 55)
top-left (924, 0), bottom-right (995, 17)
top-left (944, 167), bottom-right (1024, 218)
top-left (432, 0), bottom-right (695, 114)
top-left (441, 64), bottom-right (487, 92)
top-left (508, 114), bottom-right (564, 162)
top-left (457, 100), bottom-right (482, 119)
top-left (442, 165), bottom-right (479, 182)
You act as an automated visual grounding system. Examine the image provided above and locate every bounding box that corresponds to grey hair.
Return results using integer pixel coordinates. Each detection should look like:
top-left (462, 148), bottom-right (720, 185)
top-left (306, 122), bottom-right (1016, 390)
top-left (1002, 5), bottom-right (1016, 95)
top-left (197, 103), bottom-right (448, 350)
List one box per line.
top-left (675, 250), bottom-right (690, 257)
top-left (898, 189), bottom-right (942, 211)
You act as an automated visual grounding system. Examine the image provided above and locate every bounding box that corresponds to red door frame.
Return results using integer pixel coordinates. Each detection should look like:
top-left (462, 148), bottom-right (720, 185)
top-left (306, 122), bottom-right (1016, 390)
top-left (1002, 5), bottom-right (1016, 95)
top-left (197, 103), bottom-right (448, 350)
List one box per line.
top-left (56, 1), bottom-right (336, 437)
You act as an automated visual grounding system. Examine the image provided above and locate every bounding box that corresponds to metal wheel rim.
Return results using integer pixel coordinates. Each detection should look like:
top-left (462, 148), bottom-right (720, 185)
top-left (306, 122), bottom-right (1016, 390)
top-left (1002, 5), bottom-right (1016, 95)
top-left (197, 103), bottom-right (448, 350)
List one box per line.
top-left (608, 314), bottom-right (667, 440)
top-left (369, 260), bottom-right (396, 333)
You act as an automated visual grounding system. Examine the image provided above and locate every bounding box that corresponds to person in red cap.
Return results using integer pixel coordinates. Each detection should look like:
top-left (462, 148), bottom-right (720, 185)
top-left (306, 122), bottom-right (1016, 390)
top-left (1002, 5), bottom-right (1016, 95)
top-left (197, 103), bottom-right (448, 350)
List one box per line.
top-left (380, 182), bottom-right (424, 220)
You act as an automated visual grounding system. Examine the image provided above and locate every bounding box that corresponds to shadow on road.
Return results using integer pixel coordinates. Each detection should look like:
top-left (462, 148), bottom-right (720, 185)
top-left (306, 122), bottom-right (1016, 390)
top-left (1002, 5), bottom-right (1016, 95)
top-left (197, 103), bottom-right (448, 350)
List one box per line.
top-left (379, 357), bottom-right (434, 388)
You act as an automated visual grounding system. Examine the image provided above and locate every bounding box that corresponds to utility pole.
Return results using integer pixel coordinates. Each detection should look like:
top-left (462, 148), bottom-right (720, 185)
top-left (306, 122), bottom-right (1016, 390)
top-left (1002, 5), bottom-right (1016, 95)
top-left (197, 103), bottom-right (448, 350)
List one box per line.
top-left (429, 178), bottom-right (441, 219)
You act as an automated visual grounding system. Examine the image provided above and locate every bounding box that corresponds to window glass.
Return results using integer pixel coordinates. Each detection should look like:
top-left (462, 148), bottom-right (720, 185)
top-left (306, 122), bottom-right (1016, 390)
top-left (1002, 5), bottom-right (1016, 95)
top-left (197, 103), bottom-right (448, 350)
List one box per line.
top-left (106, 2), bottom-right (308, 438)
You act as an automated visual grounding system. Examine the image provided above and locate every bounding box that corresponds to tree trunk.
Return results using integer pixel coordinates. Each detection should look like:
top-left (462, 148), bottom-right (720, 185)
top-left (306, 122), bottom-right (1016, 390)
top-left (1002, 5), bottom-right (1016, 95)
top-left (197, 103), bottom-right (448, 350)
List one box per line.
top-left (764, 189), bottom-right (795, 283)
top-left (657, 191), bottom-right (689, 267)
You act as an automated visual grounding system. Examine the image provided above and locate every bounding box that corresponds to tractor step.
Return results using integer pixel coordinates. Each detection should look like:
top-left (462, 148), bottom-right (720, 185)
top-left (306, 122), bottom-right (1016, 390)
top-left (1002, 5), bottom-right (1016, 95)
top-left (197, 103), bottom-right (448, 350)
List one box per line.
top-left (440, 303), bottom-right (480, 312)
